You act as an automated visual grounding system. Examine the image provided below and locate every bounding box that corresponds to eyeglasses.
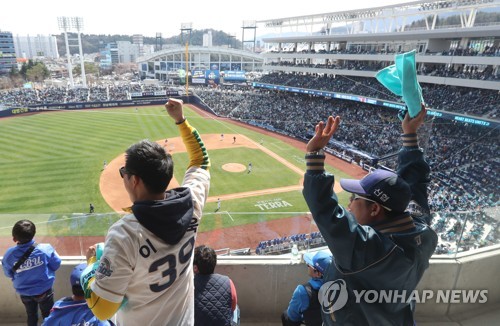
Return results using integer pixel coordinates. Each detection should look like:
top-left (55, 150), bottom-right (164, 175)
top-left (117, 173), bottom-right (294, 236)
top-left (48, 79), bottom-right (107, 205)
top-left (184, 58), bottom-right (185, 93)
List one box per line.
top-left (349, 193), bottom-right (392, 211)
top-left (119, 166), bottom-right (132, 178)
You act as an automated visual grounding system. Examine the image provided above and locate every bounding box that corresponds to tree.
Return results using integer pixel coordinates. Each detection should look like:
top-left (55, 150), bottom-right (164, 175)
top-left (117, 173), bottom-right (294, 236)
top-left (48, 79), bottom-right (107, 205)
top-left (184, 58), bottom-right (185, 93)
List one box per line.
top-left (9, 66), bottom-right (20, 78)
top-left (73, 62), bottom-right (99, 76)
top-left (19, 60), bottom-right (35, 80)
top-left (26, 63), bottom-right (50, 83)
top-left (55, 30), bottom-right (243, 56)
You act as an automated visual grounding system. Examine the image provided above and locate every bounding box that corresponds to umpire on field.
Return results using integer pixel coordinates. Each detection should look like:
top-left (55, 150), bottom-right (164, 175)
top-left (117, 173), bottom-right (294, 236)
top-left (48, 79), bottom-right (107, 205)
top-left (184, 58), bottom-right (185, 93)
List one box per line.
top-left (302, 107), bottom-right (437, 325)
top-left (81, 98), bottom-right (210, 326)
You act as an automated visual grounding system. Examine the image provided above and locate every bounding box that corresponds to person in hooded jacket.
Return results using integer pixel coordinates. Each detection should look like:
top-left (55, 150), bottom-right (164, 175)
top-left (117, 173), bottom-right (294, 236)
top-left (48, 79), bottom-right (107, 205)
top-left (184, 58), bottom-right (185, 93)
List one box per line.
top-left (81, 98), bottom-right (210, 326)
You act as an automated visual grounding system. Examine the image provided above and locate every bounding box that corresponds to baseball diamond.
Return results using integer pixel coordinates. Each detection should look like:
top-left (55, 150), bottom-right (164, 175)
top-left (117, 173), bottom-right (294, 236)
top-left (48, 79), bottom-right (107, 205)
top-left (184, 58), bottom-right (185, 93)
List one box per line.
top-left (0, 104), bottom-right (364, 255)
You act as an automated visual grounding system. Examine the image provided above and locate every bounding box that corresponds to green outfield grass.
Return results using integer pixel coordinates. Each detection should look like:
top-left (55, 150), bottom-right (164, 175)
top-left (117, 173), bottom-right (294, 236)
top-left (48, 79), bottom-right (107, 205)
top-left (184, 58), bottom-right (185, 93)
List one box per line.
top-left (201, 190), bottom-right (308, 232)
top-left (0, 105), bottom-right (354, 235)
top-left (173, 147), bottom-right (300, 196)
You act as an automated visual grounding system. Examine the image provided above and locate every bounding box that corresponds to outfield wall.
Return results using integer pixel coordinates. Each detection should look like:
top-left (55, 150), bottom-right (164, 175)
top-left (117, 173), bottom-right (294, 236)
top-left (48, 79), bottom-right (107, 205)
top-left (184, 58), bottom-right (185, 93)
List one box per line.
top-left (0, 95), bottom-right (216, 119)
top-left (0, 246), bottom-right (499, 323)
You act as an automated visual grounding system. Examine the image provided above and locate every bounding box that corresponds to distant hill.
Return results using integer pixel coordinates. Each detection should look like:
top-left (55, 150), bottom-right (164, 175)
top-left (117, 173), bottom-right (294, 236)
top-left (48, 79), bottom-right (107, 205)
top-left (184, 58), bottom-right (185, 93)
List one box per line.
top-left (56, 29), bottom-right (242, 56)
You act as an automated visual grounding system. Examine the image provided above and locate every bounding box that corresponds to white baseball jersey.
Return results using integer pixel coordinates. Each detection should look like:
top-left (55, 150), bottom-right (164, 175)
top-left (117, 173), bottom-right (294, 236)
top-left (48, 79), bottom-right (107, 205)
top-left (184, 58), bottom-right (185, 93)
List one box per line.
top-left (91, 166), bottom-right (210, 326)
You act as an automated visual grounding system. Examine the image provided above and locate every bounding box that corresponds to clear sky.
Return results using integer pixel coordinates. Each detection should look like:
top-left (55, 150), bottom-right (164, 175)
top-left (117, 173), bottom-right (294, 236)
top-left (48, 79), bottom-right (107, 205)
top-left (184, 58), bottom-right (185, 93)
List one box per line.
top-left (1, 0), bottom-right (416, 39)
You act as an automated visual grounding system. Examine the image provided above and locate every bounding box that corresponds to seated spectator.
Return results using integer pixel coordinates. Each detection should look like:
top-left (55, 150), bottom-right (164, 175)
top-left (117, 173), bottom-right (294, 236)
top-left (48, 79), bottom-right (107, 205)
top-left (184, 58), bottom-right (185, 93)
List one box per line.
top-left (281, 251), bottom-right (332, 326)
top-left (43, 263), bottom-right (113, 326)
top-left (193, 245), bottom-right (239, 326)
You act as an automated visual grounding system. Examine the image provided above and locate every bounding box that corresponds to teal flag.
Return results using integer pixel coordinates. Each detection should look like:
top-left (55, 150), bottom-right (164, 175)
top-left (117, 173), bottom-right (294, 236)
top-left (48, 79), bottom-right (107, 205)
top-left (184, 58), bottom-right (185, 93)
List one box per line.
top-left (376, 50), bottom-right (423, 118)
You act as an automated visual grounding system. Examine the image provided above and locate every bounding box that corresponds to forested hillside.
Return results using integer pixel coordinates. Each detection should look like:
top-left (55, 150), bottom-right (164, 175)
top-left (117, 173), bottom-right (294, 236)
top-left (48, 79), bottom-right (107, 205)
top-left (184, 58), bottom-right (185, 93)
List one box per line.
top-left (56, 29), bottom-right (242, 56)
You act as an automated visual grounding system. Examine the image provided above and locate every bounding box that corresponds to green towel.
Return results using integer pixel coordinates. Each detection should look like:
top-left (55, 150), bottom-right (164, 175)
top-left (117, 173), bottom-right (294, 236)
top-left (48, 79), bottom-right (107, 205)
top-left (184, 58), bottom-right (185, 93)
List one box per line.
top-left (376, 50), bottom-right (423, 118)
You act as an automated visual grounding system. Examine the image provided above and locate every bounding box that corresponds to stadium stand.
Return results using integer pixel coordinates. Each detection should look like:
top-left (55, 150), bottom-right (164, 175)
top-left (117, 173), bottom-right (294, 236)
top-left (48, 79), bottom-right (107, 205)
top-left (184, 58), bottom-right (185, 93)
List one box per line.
top-left (194, 86), bottom-right (499, 255)
top-left (255, 232), bottom-right (326, 255)
top-left (2, 0), bottom-right (500, 323)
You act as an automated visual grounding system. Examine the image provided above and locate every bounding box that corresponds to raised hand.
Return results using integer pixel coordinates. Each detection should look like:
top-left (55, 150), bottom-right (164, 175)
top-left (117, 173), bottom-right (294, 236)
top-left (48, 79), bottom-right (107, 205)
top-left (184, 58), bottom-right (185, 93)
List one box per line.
top-left (402, 105), bottom-right (427, 134)
top-left (165, 98), bottom-right (185, 123)
top-left (306, 116), bottom-right (341, 152)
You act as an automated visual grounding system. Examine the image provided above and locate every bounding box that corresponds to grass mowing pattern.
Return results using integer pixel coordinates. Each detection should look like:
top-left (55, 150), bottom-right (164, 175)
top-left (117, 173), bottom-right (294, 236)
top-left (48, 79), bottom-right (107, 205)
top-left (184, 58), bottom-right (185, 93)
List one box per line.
top-left (172, 147), bottom-right (301, 196)
top-left (0, 105), bottom-right (353, 234)
top-left (0, 107), bottom-right (177, 214)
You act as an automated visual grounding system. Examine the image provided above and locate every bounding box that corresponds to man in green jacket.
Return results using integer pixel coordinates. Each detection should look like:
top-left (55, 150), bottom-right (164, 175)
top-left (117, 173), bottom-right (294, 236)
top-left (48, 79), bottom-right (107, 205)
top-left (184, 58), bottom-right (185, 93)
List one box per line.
top-left (303, 108), bottom-right (437, 325)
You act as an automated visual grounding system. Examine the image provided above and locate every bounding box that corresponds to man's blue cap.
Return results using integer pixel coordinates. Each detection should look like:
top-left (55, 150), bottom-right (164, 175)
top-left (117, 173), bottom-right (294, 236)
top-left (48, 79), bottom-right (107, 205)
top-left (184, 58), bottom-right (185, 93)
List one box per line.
top-left (340, 169), bottom-right (411, 213)
top-left (303, 251), bottom-right (332, 274)
top-left (71, 263), bottom-right (87, 287)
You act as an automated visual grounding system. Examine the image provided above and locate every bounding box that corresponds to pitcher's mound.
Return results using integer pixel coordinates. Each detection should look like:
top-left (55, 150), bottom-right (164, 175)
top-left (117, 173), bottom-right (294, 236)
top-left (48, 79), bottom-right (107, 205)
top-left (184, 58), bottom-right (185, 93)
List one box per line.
top-left (222, 163), bottom-right (246, 172)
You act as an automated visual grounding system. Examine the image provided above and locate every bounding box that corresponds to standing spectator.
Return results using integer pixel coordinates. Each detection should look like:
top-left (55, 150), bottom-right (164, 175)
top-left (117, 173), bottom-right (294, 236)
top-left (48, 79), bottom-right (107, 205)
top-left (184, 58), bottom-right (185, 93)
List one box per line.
top-left (193, 245), bottom-right (238, 326)
top-left (89, 203), bottom-right (94, 214)
top-left (81, 98), bottom-right (210, 325)
top-left (302, 109), bottom-right (437, 325)
top-left (42, 263), bottom-right (113, 326)
top-left (2, 220), bottom-right (62, 326)
top-left (281, 251), bottom-right (332, 326)
top-left (247, 162), bottom-right (252, 174)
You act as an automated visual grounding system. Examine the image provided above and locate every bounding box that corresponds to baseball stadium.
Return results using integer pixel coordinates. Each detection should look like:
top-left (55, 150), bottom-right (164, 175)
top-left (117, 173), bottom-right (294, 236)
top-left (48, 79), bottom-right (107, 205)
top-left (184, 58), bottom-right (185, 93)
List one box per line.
top-left (0, 102), bottom-right (353, 255)
top-left (1, 0), bottom-right (500, 324)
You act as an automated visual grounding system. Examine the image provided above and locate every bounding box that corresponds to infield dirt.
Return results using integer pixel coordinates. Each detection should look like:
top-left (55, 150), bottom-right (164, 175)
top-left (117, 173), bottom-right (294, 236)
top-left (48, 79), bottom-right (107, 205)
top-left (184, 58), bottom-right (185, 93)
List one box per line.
top-left (95, 105), bottom-right (367, 253)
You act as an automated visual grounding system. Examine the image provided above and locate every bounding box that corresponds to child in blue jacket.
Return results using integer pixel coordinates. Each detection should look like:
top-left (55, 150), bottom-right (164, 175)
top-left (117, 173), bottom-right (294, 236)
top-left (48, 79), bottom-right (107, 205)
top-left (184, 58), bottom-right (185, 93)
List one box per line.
top-left (2, 220), bottom-right (61, 326)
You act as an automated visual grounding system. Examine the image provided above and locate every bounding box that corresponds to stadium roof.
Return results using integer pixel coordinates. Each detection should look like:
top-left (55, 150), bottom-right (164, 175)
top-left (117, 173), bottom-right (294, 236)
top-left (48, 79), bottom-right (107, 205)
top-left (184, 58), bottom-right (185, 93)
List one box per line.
top-left (262, 25), bottom-right (500, 43)
top-left (137, 46), bottom-right (263, 64)
top-left (256, 0), bottom-right (500, 34)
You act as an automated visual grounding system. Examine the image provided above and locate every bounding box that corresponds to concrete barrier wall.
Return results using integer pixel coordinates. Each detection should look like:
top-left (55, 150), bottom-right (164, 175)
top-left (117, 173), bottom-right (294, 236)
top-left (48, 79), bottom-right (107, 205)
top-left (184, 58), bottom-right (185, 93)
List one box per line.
top-left (219, 246), bottom-right (500, 323)
top-left (1, 246), bottom-right (499, 323)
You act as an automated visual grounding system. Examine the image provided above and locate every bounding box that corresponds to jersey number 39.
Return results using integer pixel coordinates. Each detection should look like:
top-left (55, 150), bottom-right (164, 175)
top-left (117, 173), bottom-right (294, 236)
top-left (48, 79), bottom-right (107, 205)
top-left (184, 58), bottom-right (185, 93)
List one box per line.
top-left (148, 236), bottom-right (195, 292)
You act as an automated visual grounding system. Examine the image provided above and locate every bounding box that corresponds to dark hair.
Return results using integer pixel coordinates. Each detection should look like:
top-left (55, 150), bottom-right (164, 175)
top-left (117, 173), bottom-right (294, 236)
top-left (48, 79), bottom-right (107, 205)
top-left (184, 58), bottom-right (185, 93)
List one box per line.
top-left (72, 285), bottom-right (84, 297)
top-left (193, 245), bottom-right (217, 275)
top-left (12, 220), bottom-right (36, 244)
top-left (125, 140), bottom-right (174, 194)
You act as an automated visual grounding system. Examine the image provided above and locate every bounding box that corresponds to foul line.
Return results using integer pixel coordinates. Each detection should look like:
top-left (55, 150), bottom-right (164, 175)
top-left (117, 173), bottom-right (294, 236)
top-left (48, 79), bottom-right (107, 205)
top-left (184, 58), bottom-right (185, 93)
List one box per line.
top-left (224, 211), bottom-right (234, 222)
top-left (207, 184), bottom-right (303, 202)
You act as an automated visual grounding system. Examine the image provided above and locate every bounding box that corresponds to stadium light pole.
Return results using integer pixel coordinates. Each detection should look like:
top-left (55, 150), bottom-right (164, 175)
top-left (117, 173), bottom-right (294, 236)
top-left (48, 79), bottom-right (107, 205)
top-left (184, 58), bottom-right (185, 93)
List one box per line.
top-left (72, 17), bottom-right (87, 88)
top-left (180, 23), bottom-right (192, 96)
top-left (58, 17), bottom-right (74, 88)
top-left (185, 42), bottom-right (189, 95)
top-left (242, 21), bottom-right (257, 52)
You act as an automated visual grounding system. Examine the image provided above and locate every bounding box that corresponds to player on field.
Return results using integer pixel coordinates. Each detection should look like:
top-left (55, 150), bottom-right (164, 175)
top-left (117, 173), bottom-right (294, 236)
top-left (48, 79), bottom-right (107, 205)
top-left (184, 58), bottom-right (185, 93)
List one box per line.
top-left (81, 98), bottom-right (210, 325)
top-left (215, 198), bottom-right (221, 212)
